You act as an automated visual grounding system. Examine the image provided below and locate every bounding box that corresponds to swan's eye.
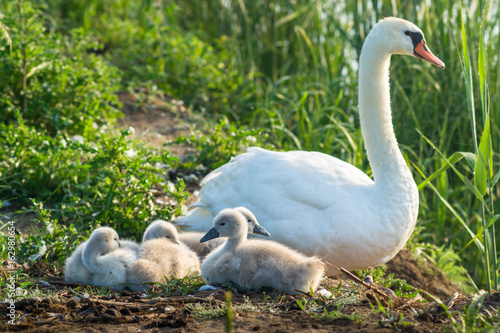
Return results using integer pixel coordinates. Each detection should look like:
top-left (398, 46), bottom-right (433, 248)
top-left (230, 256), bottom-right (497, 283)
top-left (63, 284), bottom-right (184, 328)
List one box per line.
top-left (404, 30), bottom-right (411, 36)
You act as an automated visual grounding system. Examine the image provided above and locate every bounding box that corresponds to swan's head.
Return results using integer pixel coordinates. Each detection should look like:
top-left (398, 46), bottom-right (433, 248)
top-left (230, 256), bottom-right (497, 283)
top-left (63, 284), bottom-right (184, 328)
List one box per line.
top-left (86, 227), bottom-right (121, 254)
top-left (143, 219), bottom-right (180, 244)
top-left (368, 17), bottom-right (444, 68)
top-left (200, 208), bottom-right (247, 242)
top-left (234, 206), bottom-right (271, 237)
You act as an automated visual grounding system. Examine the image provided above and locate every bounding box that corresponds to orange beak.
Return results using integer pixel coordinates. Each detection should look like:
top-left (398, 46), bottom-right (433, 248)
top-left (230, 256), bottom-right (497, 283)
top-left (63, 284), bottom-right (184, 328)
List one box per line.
top-left (414, 41), bottom-right (445, 69)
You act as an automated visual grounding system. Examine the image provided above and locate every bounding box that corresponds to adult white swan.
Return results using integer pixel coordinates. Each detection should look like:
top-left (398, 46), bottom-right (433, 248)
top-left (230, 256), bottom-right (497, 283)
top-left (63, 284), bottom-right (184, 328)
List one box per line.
top-left (176, 17), bottom-right (445, 275)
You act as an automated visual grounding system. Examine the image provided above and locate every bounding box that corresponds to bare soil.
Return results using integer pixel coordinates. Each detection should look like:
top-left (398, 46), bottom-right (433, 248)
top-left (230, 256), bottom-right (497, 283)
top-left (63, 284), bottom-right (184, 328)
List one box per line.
top-left (1, 92), bottom-right (490, 332)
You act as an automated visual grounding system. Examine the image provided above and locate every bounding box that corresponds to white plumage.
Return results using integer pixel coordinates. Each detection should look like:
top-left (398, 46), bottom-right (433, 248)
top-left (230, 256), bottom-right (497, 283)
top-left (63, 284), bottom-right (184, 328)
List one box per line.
top-left (176, 17), bottom-right (445, 275)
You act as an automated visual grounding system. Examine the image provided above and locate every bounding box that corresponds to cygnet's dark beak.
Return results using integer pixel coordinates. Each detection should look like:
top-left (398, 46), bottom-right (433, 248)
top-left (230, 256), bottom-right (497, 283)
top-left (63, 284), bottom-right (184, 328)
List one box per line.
top-left (200, 228), bottom-right (220, 243)
top-left (253, 224), bottom-right (271, 237)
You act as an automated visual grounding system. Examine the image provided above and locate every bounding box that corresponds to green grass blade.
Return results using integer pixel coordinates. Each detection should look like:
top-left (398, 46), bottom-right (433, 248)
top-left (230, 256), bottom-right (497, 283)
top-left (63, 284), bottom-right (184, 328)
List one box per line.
top-left (492, 170), bottom-right (500, 187)
top-left (417, 129), bottom-right (487, 207)
top-left (461, 214), bottom-right (500, 253)
top-left (416, 152), bottom-right (469, 191)
top-left (412, 162), bottom-right (485, 253)
top-left (459, 4), bottom-right (478, 154)
top-left (478, 18), bottom-right (486, 119)
top-left (474, 113), bottom-right (491, 196)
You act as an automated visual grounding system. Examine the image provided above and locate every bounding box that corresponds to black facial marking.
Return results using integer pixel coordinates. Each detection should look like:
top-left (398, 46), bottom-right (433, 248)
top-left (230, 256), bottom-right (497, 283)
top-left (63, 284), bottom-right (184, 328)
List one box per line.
top-left (404, 30), bottom-right (424, 49)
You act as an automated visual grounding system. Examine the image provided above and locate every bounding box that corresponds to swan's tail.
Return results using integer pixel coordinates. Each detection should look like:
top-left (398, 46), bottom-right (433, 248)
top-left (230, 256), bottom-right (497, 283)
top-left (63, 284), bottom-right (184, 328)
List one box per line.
top-left (174, 206), bottom-right (216, 233)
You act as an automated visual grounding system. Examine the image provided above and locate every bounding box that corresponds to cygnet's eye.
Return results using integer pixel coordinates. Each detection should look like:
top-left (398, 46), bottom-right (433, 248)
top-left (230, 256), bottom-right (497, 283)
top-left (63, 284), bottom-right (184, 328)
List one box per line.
top-left (220, 223), bottom-right (226, 226)
top-left (166, 235), bottom-right (171, 239)
top-left (247, 218), bottom-right (252, 223)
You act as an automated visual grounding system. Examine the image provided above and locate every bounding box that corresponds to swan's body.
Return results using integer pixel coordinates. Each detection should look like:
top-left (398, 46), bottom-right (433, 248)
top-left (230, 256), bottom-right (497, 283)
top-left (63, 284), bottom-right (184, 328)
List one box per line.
top-left (176, 18), bottom-right (444, 275)
top-left (127, 222), bottom-right (201, 292)
top-left (179, 206), bottom-right (270, 258)
top-left (200, 209), bottom-right (325, 294)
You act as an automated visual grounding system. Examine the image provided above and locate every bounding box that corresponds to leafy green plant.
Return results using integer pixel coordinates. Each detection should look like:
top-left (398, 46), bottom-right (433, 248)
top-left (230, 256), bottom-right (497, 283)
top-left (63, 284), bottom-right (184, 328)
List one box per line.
top-left (445, 293), bottom-right (500, 333)
top-left (0, 1), bottom-right (121, 138)
top-left (0, 123), bottom-right (184, 238)
top-left (416, 243), bottom-right (473, 292)
top-left (370, 297), bottom-right (414, 329)
top-left (172, 117), bottom-right (271, 171)
top-left (321, 304), bottom-right (360, 322)
top-left (20, 200), bottom-right (83, 265)
top-left (187, 296), bottom-right (275, 320)
top-left (152, 275), bottom-right (205, 297)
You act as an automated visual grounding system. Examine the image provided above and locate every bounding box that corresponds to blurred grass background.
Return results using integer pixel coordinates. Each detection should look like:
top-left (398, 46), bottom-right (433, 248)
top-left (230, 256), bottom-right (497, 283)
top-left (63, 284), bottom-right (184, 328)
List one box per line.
top-left (0, 0), bottom-right (498, 290)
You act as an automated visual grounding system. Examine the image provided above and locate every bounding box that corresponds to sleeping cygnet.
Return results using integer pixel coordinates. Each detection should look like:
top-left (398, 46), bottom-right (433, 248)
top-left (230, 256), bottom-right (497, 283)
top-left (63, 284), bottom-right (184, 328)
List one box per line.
top-left (200, 208), bottom-right (325, 295)
top-left (127, 221), bottom-right (200, 292)
top-left (81, 227), bottom-right (137, 290)
top-left (179, 206), bottom-right (271, 258)
top-left (142, 219), bottom-right (180, 242)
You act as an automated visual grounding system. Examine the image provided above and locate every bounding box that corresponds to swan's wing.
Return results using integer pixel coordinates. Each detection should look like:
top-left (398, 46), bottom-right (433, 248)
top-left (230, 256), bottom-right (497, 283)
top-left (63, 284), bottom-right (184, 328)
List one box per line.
top-left (176, 148), bottom-right (374, 236)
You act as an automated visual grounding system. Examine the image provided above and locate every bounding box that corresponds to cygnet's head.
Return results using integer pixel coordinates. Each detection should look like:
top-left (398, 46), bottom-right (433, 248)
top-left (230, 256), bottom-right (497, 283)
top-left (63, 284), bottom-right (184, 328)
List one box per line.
top-left (234, 207), bottom-right (270, 237)
top-left (200, 208), bottom-right (247, 242)
top-left (365, 17), bottom-right (444, 68)
top-left (85, 227), bottom-right (121, 255)
top-left (142, 219), bottom-right (180, 244)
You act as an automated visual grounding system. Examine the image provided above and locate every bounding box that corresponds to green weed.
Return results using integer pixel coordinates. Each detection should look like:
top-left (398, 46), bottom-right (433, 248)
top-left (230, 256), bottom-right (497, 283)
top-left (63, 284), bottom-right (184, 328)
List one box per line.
top-left (153, 275), bottom-right (205, 297)
top-left (186, 295), bottom-right (276, 320)
top-left (445, 293), bottom-right (500, 333)
top-left (0, 1), bottom-right (121, 137)
top-left (370, 297), bottom-right (414, 329)
top-left (321, 304), bottom-right (360, 322)
top-left (172, 117), bottom-right (271, 171)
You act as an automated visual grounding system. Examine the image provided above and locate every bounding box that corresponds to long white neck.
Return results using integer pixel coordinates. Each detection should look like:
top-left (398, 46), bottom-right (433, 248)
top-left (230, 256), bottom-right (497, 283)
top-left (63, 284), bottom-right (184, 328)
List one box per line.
top-left (358, 36), bottom-right (413, 187)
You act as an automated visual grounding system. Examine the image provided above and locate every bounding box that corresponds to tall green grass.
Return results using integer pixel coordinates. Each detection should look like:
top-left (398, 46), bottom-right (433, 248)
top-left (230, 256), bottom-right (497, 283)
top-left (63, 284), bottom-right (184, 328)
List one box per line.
top-left (3, 0), bottom-right (499, 289)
